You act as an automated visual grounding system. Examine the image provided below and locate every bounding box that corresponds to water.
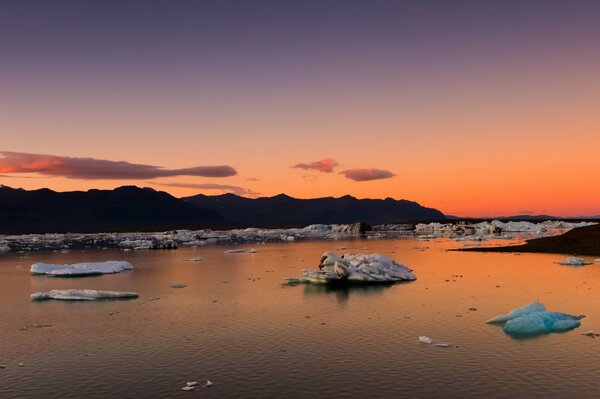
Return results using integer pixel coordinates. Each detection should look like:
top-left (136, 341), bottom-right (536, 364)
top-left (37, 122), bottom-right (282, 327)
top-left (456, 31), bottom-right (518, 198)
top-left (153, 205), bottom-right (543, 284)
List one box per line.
top-left (1, 238), bottom-right (599, 398)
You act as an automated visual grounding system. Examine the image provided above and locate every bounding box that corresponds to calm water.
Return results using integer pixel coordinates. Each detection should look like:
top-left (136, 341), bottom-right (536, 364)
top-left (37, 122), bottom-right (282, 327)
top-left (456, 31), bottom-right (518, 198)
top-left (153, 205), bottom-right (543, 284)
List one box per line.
top-left (1, 238), bottom-right (599, 398)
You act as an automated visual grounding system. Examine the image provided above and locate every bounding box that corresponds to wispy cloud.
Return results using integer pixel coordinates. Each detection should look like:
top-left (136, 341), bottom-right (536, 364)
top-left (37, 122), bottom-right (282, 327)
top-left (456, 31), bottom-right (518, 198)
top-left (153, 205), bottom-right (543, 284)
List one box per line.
top-left (155, 182), bottom-right (260, 197)
top-left (292, 158), bottom-right (338, 173)
top-left (340, 168), bottom-right (395, 182)
top-left (0, 151), bottom-right (237, 180)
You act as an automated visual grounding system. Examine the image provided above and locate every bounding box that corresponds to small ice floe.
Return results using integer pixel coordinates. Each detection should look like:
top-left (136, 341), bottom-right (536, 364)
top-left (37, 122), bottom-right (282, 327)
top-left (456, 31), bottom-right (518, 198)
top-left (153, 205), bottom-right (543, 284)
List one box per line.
top-left (18, 362), bottom-right (24, 367)
top-left (181, 385), bottom-right (195, 391)
top-left (594, 259), bottom-right (600, 263)
top-left (487, 301), bottom-right (584, 337)
top-left (205, 380), bottom-right (213, 388)
top-left (225, 248), bottom-right (256, 254)
top-left (419, 336), bottom-right (453, 347)
top-left (184, 256), bottom-right (204, 262)
top-left (31, 289), bottom-right (139, 301)
top-left (288, 252), bottom-right (416, 285)
top-left (0, 245), bottom-right (10, 254)
top-left (30, 261), bottom-right (133, 277)
top-left (557, 257), bottom-right (592, 266)
top-left (170, 284), bottom-right (186, 289)
top-left (581, 331), bottom-right (600, 338)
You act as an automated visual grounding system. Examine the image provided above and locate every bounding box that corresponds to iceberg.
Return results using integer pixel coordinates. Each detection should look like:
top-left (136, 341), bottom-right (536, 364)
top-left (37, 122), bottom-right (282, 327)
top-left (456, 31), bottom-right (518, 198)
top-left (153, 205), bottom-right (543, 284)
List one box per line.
top-left (503, 312), bottom-right (584, 336)
top-left (292, 252), bottom-right (416, 284)
top-left (31, 289), bottom-right (139, 301)
top-left (30, 261), bottom-right (133, 276)
top-left (558, 257), bottom-right (592, 266)
top-left (487, 301), bottom-right (584, 337)
top-left (486, 301), bottom-right (546, 323)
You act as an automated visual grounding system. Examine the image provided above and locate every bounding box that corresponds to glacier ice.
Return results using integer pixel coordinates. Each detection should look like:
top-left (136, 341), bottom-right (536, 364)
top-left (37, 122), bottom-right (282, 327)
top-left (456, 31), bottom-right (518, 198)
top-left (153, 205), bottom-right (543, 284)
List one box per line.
top-left (502, 311), bottom-right (584, 336)
top-left (31, 289), bottom-right (139, 301)
top-left (558, 257), bottom-right (592, 266)
top-left (488, 301), bottom-right (584, 337)
top-left (419, 336), bottom-right (453, 347)
top-left (291, 252), bottom-right (416, 284)
top-left (486, 301), bottom-right (546, 323)
top-left (30, 261), bottom-right (133, 276)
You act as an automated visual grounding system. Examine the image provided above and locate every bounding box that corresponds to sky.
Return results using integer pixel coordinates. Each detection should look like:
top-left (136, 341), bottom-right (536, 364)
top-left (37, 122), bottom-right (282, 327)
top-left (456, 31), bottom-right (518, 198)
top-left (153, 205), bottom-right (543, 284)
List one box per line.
top-left (1, 0), bottom-right (599, 217)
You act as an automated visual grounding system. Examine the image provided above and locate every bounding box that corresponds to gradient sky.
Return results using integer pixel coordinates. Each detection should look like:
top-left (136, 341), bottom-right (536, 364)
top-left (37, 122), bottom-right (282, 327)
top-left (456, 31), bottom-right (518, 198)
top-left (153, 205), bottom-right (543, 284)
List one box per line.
top-left (1, 0), bottom-right (599, 217)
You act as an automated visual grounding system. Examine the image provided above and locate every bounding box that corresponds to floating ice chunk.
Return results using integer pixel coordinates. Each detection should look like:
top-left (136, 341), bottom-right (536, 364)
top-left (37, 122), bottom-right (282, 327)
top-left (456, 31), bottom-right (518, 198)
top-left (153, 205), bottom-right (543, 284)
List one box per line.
top-left (184, 256), bottom-right (204, 262)
top-left (595, 259), bottom-right (600, 263)
top-left (31, 261), bottom-right (133, 276)
top-left (503, 311), bottom-right (584, 336)
top-left (181, 385), bottom-right (195, 391)
top-left (419, 336), bottom-right (453, 347)
top-left (186, 382), bottom-right (198, 387)
top-left (205, 380), bottom-right (213, 388)
top-left (225, 248), bottom-right (256, 254)
top-left (31, 289), bottom-right (139, 301)
top-left (558, 257), bottom-right (592, 266)
top-left (486, 301), bottom-right (546, 323)
top-left (0, 245), bottom-right (10, 254)
top-left (581, 331), bottom-right (600, 338)
top-left (170, 284), bottom-right (186, 289)
top-left (294, 252), bottom-right (416, 284)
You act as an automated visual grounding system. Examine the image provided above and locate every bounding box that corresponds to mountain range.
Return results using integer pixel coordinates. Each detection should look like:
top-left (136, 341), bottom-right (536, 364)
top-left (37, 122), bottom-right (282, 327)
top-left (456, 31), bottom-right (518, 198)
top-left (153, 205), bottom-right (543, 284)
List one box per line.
top-left (184, 193), bottom-right (445, 227)
top-left (0, 185), bottom-right (446, 234)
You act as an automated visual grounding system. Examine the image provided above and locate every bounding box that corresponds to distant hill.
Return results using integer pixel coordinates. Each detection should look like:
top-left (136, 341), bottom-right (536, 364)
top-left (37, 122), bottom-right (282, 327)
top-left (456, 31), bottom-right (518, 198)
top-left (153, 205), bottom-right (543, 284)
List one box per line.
top-left (184, 193), bottom-right (446, 227)
top-left (0, 185), bottom-right (223, 234)
top-left (463, 223), bottom-right (600, 256)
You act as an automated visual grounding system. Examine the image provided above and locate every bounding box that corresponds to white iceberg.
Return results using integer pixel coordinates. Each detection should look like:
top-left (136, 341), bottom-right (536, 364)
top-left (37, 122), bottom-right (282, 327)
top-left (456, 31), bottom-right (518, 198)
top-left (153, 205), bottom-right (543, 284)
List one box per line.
top-left (31, 289), bottom-right (139, 301)
top-left (558, 257), bottom-right (592, 266)
top-left (30, 261), bottom-right (134, 276)
top-left (293, 252), bottom-right (416, 284)
top-left (418, 336), bottom-right (453, 347)
top-left (503, 311), bottom-right (584, 336)
top-left (486, 301), bottom-right (546, 323)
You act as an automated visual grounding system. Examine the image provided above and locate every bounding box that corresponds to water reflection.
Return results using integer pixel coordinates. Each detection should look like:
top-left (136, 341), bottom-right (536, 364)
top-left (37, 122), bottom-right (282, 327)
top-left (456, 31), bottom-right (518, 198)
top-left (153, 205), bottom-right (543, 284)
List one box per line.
top-left (301, 282), bottom-right (401, 304)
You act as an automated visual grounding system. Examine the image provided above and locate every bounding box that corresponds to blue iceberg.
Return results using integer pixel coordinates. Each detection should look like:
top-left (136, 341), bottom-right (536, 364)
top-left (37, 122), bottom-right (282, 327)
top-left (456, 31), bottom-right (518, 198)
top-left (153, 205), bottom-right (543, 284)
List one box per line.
top-left (487, 301), bottom-right (584, 337)
top-left (486, 301), bottom-right (546, 324)
top-left (502, 311), bottom-right (584, 336)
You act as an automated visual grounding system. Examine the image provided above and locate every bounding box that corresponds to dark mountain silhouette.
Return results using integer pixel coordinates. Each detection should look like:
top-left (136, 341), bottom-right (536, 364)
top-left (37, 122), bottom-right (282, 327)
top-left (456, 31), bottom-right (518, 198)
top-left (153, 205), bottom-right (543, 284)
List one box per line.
top-left (184, 193), bottom-right (446, 227)
top-left (0, 185), bottom-right (223, 234)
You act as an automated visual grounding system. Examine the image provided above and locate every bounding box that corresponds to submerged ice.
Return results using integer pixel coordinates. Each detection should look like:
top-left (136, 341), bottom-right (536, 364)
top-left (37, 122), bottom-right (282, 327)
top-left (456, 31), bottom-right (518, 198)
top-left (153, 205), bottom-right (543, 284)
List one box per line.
top-left (30, 261), bottom-right (134, 276)
top-left (31, 289), bottom-right (139, 301)
top-left (292, 252), bottom-right (416, 284)
top-left (488, 301), bottom-right (583, 337)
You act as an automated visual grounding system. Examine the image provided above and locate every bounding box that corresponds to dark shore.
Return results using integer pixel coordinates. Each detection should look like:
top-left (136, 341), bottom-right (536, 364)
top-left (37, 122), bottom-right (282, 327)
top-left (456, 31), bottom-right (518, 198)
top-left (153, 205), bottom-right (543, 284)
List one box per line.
top-left (461, 223), bottom-right (600, 256)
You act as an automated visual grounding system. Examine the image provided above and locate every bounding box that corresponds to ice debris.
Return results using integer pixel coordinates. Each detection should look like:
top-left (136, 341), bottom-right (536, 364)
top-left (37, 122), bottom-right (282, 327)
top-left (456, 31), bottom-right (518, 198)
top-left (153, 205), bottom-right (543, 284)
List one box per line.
top-left (558, 257), bottom-right (592, 266)
top-left (31, 261), bottom-right (133, 277)
top-left (184, 256), bottom-right (204, 262)
top-left (418, 336), bottom-right (453, 347)
top-left (487, 301), bottom-right (584, 337)
top-left (225, 248), bottom-right (256, 254)
top-left (0, 245), bottom-right (10, 254)
top-left (290, 252), bottom-right (416, 284)
top-left (31, 289), bottom-right (139, 301)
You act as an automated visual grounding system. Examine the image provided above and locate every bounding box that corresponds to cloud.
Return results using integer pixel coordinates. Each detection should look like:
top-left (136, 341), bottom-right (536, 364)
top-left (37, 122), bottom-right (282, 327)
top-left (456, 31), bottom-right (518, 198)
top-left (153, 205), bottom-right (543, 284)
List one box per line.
top-left (292, 158), bottom-right (338, 173)
top-left (0, 151), bottom-right (237, 180)
top-left (156, 182), bottom-right (260, 197)
top-left (340, 168), bottom-right (395, 182)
